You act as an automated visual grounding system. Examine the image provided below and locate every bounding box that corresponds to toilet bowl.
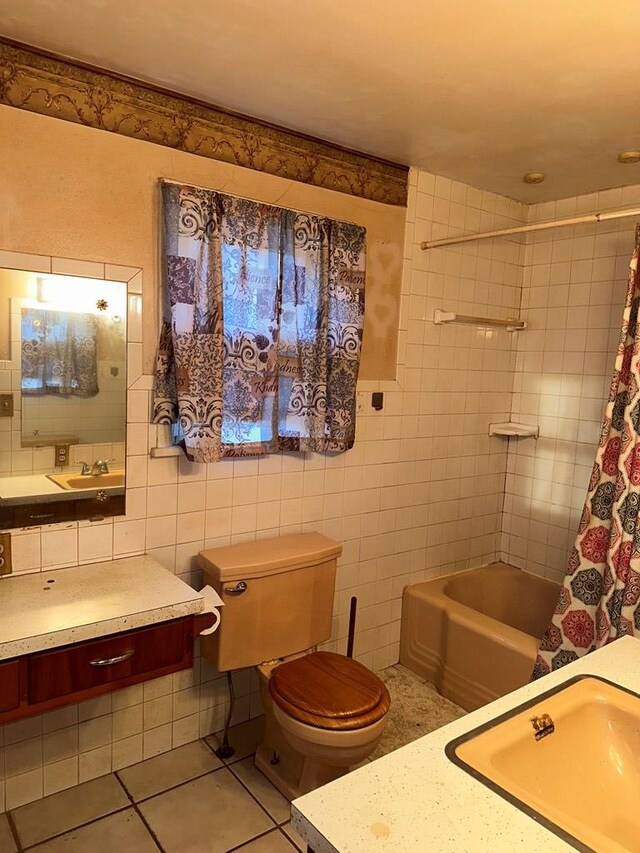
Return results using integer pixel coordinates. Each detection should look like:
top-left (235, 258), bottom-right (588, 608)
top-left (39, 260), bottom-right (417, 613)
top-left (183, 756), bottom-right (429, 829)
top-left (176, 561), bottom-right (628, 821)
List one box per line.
top-left (196, 533), bottom-right (391, 799)
top-left (255, 651), bottom-right (390, 799)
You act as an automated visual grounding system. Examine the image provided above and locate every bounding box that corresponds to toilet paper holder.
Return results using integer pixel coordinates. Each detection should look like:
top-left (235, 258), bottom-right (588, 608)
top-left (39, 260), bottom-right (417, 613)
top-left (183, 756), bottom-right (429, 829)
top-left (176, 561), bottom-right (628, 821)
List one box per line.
top-left (198, 585), bottom-right (225, 636)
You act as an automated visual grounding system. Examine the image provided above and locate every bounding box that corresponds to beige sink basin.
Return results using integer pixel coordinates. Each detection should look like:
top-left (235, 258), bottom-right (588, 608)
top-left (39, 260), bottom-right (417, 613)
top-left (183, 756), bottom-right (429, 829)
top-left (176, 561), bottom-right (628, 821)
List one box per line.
top-left (447, 675), bottom-right (640, 852)
top-left (48, 470), bottom-right (125, 491)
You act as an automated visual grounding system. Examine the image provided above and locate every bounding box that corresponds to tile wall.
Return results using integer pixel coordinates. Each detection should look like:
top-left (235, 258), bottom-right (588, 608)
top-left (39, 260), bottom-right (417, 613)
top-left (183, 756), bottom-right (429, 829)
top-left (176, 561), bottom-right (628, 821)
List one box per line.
top-left (501, 184), bottom-right (640, 581)
top-left (0, 171), bottom-right (530, 812)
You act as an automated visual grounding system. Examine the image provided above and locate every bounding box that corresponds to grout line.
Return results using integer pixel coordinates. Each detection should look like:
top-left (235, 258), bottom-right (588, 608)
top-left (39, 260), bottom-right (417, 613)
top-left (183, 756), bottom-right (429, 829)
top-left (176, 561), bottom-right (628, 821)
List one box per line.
top-left (225, 826), bottom-right (284, 853)
top-left (116, 762), bottom-right (225, 806)
top-left (114, 772), bottom-right (165, 852)
top-left (113, 744), bottom-right (283, 852)
top-left (118, 766), bottom-right (225, 805)
top-left (5, 811), bottom-right (24, 853)
top-left (279, 823), bottom-right (304, 852)
top-left (227, 759), bottom-right (289, 827)
top-left (18, 801), bottom-right (131, 850)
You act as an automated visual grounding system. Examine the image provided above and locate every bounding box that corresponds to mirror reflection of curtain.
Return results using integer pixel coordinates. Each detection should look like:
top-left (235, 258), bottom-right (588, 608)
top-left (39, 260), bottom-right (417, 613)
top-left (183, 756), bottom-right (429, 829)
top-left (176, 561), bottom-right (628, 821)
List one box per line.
top-left (21, 308), bottom-right (99, 397)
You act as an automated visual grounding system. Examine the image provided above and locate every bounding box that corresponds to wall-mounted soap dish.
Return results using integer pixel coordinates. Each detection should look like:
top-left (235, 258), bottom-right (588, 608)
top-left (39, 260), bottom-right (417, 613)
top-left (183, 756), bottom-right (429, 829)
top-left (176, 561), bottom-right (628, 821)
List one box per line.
top-left (489, 422), bottom-right (539, 439)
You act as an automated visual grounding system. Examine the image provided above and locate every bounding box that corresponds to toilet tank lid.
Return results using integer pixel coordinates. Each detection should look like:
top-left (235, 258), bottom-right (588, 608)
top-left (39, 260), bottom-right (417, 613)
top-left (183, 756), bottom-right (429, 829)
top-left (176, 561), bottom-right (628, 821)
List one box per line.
top-left (196, 532), bottom-right (342, 581)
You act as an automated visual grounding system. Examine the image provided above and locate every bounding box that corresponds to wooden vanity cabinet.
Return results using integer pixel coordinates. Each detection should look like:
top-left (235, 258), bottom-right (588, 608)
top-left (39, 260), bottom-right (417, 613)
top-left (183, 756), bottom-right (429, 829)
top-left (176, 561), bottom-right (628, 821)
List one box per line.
top-left (0, 612), bottom-right (214, 724)
top-left (0, 494), bottom-right (126, 529)
top-left (0, 659), bottom-right (20, 713)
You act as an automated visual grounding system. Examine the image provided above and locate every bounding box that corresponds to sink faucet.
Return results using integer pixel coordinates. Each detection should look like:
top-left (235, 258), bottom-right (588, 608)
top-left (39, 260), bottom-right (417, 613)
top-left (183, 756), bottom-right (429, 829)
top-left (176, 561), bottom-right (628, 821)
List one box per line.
top-left (93, 459), bottom-right (113, 475)
top-left (79, 460), bottom-right (113, 476)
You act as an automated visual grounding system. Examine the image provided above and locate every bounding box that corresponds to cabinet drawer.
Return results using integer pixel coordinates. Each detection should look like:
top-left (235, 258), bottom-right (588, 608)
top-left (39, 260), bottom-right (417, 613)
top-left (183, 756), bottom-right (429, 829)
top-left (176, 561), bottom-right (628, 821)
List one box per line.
top-left (28, 619), bottom-right (193, 704)
top-left (76, 494), bottom-right (126, 520)
top-left (0, 659), bottom-right (20, 713)
top-left (14, 501), bottom-right (75, 527)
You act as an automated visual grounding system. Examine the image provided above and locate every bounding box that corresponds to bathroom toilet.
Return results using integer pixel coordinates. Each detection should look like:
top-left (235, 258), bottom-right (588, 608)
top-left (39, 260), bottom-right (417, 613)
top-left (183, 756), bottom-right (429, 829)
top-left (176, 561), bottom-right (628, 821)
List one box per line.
top-left (197, 532), bottom-right (390, 800)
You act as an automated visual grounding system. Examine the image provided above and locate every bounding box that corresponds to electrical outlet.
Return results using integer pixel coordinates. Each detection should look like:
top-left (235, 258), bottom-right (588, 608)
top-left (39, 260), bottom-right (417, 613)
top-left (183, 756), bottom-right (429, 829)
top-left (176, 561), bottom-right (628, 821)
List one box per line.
top-left (0, 531), bottom-right (12, 575)
top-left (55, 444), bottom-right (70, 467)
top-left (0, 394), bottom-right (13, 418)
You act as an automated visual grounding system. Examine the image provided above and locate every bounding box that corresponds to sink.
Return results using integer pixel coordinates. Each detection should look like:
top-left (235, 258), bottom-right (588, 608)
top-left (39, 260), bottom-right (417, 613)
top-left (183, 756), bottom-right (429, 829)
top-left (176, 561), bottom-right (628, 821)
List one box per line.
top-left (47, 470), bottom-right (125, 491)
top-left (446, 675), bottom-right (640, 852)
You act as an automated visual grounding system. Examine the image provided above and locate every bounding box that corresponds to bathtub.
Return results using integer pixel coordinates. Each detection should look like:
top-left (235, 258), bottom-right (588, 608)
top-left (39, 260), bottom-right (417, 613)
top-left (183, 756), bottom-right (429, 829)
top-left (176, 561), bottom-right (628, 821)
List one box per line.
top-left (399, 562), bottom-right (560, 711)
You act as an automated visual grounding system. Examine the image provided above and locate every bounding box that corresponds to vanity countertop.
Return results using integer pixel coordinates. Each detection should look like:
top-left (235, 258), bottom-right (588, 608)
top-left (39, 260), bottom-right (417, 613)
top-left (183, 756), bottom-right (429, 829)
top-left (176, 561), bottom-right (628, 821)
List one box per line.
top-left (0, 473), bottom-right (123, 505)
top-left (0, 555), bottom-right (204, 659)
top-left (292, 635), bottom-right (640, 853)
top-left (0, 473), bottom-right (73, 504)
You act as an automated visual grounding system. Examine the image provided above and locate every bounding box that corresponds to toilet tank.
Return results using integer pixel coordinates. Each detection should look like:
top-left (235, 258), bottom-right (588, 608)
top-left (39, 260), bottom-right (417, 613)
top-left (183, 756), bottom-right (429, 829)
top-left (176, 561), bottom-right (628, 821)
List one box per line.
top-left (197, 532), bottom-right (342, 671)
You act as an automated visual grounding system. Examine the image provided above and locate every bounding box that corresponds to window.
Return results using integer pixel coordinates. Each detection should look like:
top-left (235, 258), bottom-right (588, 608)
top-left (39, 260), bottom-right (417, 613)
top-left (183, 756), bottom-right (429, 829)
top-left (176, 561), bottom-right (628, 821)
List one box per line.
top-left (154, 183), bottom-right (366, 463)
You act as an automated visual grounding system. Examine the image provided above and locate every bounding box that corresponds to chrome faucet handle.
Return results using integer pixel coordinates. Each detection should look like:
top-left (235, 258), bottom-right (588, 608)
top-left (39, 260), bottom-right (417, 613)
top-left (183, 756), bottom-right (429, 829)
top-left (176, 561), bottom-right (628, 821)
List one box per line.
top-left (95, 458), bottom-right (115, 474)
top-left (79, 462), bottom-right (91, 475)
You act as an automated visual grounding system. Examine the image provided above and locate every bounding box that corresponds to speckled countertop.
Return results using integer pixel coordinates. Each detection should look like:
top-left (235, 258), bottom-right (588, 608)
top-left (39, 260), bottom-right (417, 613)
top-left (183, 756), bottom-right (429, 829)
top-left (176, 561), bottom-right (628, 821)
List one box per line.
top-left (0, 555), bottom-right (204, 659)
top-left (0, 473), bottom-right (123, 505)
top-left (292, 636), bottom-right (640, 852)
top-left (0, 473), bottom-right (74, 504)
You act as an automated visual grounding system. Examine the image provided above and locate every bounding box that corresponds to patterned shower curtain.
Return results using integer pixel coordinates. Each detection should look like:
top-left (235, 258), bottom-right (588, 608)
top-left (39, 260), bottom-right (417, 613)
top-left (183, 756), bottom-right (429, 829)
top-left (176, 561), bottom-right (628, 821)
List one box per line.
top-left (153, 182), bottom-right (366, 462)
top-left (534, 225), bottom-right (640, 677)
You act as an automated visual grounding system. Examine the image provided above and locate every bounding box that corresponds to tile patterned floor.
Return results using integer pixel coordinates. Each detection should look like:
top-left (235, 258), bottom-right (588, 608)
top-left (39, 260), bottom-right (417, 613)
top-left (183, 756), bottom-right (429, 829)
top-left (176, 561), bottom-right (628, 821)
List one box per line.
top-left (372, 665), bottom-right (466, 759)
top-left (0, 666), bottom-right (465, 852)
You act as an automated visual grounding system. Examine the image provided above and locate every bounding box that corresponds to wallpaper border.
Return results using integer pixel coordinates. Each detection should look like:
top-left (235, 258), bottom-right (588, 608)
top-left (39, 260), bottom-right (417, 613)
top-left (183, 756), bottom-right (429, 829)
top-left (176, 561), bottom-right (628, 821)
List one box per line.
top-left (0, 38), bottom-right (408, 207)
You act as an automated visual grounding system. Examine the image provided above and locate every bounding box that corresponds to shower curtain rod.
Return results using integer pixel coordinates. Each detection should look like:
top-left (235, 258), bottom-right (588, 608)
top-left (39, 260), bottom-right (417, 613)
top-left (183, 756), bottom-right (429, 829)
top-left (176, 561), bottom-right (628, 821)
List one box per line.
top-left (420, 206), bottom-right (640, 250)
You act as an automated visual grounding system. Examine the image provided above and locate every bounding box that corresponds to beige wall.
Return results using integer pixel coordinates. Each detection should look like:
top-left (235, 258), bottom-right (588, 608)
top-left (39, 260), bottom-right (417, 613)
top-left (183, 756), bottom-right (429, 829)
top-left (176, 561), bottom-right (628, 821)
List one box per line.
top-left (0, 106), bottom-right (404, 381)
top-left (0, 268), bottom-right (32, 359)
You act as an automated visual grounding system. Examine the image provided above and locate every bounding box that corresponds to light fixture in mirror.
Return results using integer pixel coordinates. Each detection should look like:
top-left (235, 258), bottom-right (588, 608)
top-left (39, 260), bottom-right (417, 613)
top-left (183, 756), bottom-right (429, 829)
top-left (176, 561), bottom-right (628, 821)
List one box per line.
top-left (0, 267), bottom-right (128, 527)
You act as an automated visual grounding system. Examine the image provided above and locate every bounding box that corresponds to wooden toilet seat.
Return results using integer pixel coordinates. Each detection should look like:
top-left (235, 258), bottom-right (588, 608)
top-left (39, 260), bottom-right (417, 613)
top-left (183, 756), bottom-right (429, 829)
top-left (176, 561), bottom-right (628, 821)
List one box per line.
top-left (269, 651), bottom-right (391, 730)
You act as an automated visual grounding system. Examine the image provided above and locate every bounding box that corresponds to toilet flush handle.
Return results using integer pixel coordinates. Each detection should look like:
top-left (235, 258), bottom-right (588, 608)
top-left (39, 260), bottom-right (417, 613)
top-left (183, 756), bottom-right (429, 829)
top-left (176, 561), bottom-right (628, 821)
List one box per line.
top-left (224, 581), bottom-right (248, 596)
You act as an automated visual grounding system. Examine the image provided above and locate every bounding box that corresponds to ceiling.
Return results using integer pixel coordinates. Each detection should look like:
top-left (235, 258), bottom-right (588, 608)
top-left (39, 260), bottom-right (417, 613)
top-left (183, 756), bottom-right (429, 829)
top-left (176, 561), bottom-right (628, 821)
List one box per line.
top-left (3, 0), bottom-right (640, 203)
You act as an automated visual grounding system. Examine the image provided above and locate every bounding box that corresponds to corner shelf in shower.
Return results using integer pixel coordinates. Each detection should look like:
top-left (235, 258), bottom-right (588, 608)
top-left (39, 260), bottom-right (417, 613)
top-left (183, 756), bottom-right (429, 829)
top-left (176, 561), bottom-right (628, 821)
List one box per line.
top-left (488, 422), bottom-right (539, 439)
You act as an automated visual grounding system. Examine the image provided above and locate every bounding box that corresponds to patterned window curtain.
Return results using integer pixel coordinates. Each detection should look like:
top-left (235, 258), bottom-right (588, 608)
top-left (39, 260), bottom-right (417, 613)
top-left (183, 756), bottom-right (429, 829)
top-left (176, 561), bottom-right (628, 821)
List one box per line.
top-left (533, 225), bottom-right (640, 678)
top-left (153, 183), bottom-right (366, 463)
top-left (21, 308), bottom-right (99, 397)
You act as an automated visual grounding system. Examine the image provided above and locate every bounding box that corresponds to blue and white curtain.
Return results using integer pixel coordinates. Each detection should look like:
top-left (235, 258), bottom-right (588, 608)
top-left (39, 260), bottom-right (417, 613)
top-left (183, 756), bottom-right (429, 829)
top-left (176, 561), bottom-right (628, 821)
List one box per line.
top-left (153, 182), bottom-right (367, 462)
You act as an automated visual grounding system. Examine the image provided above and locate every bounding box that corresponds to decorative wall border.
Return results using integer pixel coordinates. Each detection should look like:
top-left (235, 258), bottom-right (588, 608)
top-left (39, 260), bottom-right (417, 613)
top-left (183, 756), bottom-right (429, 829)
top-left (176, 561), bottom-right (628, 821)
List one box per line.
top-left (0, 38), bottom-right (408, 206)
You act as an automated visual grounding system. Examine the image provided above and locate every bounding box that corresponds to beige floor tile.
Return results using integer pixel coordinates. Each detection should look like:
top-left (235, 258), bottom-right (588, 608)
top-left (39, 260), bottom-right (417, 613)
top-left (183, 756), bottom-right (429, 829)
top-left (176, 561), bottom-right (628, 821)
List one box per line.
top-left (206, 716), bottom-right (265, 763)
top-left (117, 739), bottom-right (222, 801)
top-left (10, 774), bottom-right (128, 849)
top-left (0, 814), bottom-right (17, 853)
top-left (29, 808), bottom-right (157, 852)
top-left (139, 767), bottom-right (274, 852)
top-left (237, 829), bottom-right (298, 852)
top-left (230, 757), bottom-right (291, 824)
top-left (281, 821), bottom-right (306, 852)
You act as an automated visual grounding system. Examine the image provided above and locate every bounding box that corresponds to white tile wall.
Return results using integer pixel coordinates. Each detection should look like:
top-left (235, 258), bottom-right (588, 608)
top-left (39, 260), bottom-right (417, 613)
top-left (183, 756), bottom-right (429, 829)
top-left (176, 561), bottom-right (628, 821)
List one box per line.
top-left (501, 185), bottom-right (640, 581)
top-left (0, 175), bottom-right (536, 812)
top-left (22, 363), bottom-right (126, 446)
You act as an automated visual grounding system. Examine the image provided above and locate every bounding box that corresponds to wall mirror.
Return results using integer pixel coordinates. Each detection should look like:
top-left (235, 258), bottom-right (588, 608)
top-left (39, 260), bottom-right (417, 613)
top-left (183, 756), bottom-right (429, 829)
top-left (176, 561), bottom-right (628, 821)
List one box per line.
top-left (0, 265), bottom-right (129, 527)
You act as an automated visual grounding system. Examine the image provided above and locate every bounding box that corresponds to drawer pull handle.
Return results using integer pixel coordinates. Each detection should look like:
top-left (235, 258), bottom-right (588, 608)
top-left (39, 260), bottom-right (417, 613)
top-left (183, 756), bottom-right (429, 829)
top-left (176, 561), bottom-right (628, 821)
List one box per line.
top-left (29, 513), bottom-right (55, 520)
top-left (89, 650), bottom-right (134, 667)
top-left (224, 581), bottom-right (247, 596)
